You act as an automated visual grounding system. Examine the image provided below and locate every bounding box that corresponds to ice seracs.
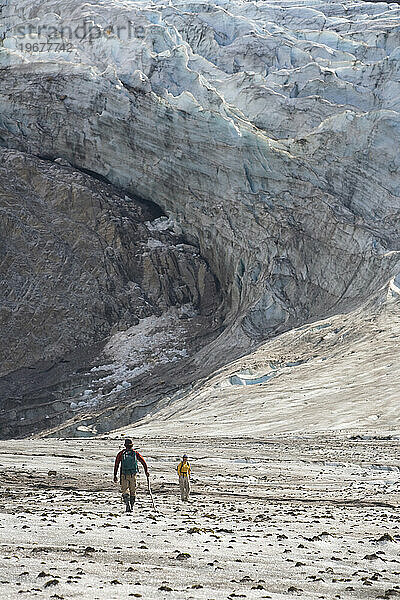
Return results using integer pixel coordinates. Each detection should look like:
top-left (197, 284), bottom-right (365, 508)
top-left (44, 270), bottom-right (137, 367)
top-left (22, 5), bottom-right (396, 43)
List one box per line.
top-left (1, 0), bottom-right (399, 342)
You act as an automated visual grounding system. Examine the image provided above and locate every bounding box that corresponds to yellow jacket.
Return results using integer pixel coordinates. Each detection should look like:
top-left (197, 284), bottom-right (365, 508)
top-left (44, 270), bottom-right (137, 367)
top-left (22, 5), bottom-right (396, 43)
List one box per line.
top-left (177, 461), bottom-right (191, 476)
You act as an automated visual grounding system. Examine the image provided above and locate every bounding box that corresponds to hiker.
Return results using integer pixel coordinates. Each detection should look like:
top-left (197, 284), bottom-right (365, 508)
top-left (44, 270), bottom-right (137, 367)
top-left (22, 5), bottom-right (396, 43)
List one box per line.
top-left (114, 439), bottom-right (149, 513)
top-left (177, 454), bottom-right (191, 501)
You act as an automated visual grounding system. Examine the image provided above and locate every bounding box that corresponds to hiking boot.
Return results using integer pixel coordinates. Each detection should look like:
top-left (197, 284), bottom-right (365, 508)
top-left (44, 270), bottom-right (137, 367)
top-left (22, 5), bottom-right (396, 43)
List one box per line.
top-left (123, 494), bottom-right (132, 513)
top-left (130, 495), bottom-right (135, 511)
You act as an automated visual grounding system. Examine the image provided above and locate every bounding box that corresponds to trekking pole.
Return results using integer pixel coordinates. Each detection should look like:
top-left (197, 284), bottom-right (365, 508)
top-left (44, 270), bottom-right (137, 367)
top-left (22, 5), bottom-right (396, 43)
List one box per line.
top-left (147, 474), bottom-right (158, 512)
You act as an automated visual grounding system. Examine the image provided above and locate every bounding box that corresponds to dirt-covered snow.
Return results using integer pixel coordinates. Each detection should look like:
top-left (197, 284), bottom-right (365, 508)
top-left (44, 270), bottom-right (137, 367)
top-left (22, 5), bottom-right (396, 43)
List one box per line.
top-left (0, 436), bottom-right (399, 600)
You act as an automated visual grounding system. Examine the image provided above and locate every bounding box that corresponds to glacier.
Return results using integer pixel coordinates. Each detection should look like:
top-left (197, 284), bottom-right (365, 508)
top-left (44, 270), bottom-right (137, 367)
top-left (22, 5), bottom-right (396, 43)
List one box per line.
top-left (0, 0), bottom-right (400, 436)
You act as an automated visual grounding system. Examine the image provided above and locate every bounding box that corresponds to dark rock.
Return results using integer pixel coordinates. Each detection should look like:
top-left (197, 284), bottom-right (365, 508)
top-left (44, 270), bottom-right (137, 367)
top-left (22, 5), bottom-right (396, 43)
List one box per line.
top-left (44, 579), bottom-right (59, 588)
top-left (0, 149), bottom-right (223, 438)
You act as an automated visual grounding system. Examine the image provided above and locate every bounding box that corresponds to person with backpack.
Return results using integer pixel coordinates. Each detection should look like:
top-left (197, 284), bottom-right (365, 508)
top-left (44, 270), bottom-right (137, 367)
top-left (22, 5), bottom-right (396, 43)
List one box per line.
top-left (113, 439), bottom-right (149, 513)
top-left (177, 454), bottom-right (191, 502)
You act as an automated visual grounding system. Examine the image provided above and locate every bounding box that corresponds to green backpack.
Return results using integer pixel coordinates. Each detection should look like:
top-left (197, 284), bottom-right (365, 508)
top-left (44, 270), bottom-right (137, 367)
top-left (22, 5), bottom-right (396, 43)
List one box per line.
top-left (121, 449), bottom-right (138, 475)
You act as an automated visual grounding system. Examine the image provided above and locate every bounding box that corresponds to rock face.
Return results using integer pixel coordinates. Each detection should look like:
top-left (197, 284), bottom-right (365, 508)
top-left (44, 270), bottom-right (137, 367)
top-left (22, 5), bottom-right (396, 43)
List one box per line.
top-left (0, 149), bottom-right (223, 437)
top-left (0, 0), bottom-right (400, 437)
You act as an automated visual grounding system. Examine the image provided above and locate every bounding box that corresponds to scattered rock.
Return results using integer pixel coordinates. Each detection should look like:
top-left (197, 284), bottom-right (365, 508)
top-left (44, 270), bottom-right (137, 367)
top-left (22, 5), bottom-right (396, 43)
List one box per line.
top-left (376, 534), bottom-right (396, 543)
top-left (44, 579), bottom-right (59, 588)
top-left (176, 553), bottom-right (191, 560)
top-left (287, 587), bottom-right (303, 594)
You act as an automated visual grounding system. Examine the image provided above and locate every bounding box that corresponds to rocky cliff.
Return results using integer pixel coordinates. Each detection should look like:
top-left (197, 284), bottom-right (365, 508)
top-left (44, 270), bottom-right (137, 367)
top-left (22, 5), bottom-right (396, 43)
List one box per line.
top-left (0, 149), bottom-right (223, 437)
top-left (0, 0), bottom-right (399, 437)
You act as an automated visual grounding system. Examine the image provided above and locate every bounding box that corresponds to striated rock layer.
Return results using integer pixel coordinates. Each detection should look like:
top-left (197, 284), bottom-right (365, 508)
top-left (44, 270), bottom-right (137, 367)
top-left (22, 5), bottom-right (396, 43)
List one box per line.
top-left (0, 0), bottom-right (400, 436)
top-left (0, 149), bottom-right (223, 437)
